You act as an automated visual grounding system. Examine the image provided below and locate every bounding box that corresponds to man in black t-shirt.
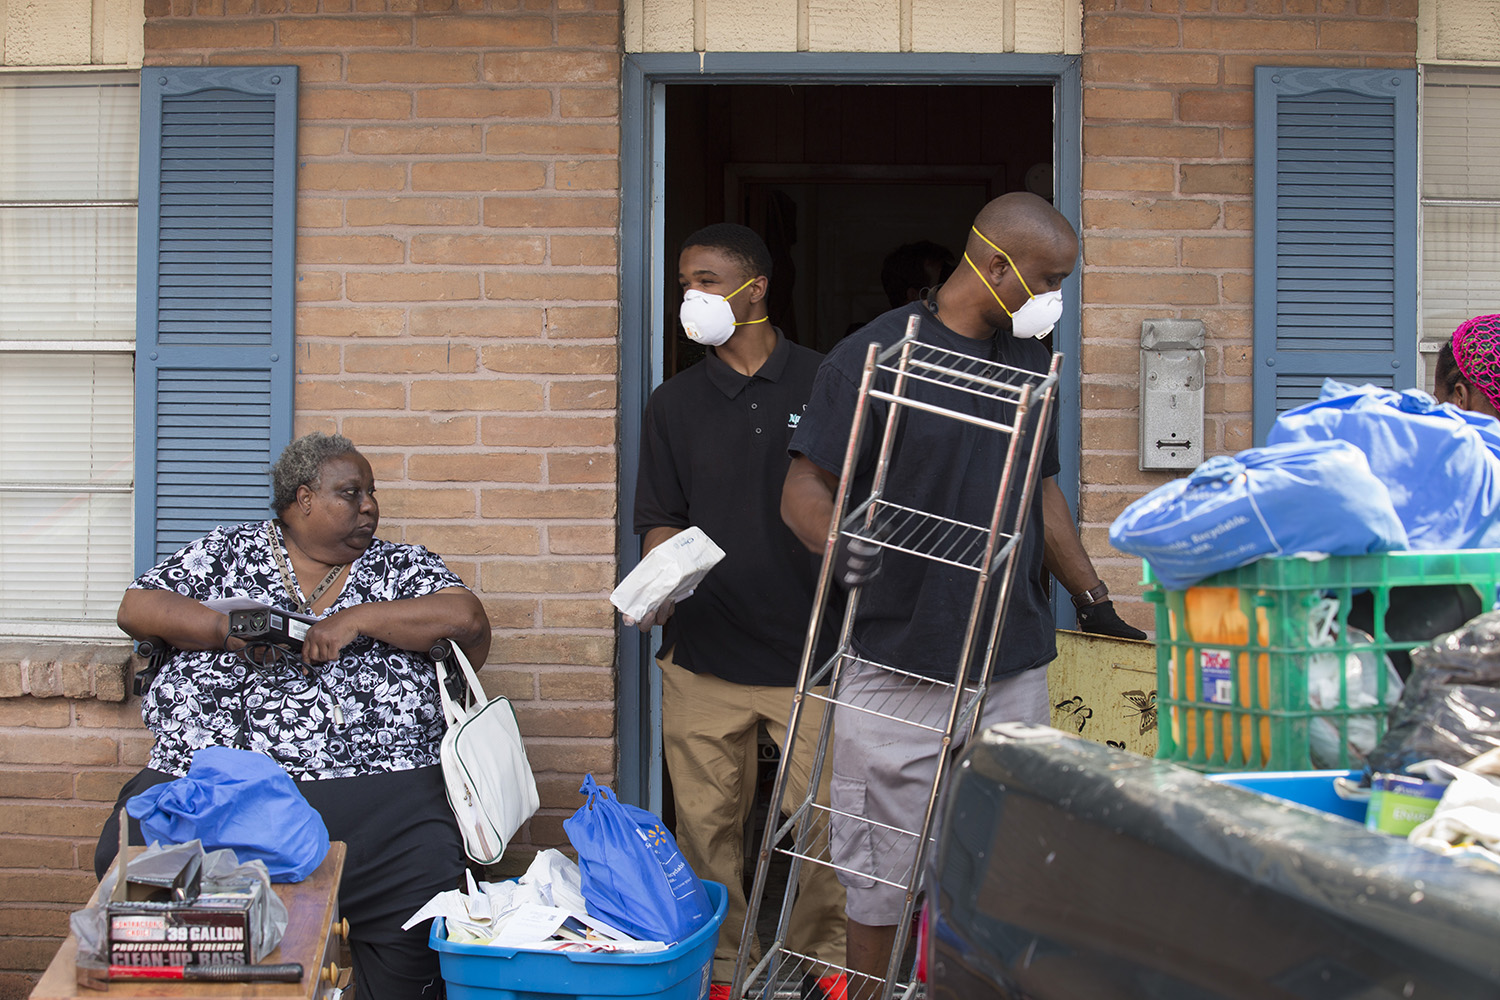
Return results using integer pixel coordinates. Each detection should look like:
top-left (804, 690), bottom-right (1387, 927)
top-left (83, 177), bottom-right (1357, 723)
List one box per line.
top-left (782, 193), bottom-right (1120, 999)
top-left (628, 224), bottom-right (846, 1000)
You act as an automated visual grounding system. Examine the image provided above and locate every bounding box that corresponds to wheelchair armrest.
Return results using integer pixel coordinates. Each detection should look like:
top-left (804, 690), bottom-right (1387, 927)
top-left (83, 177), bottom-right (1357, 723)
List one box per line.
top-left (428, 639), bottom-right (471, 704)
top-left (130, 636), bottom-right (176, 697)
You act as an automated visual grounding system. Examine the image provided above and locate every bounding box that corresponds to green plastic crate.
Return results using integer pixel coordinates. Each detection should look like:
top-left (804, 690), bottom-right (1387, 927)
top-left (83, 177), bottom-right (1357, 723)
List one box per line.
top-left (1144, 550), bottom-right (1500, 772)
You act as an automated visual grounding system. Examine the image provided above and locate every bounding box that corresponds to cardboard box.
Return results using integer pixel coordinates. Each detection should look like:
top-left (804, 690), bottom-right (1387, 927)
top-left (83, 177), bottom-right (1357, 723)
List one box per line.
top-left (1050, 629), bottom-right (1158, 757)
top-left (107, 876), bottom-right (262, 967)
top-left (1366, 773), bottom-right (1445, 837)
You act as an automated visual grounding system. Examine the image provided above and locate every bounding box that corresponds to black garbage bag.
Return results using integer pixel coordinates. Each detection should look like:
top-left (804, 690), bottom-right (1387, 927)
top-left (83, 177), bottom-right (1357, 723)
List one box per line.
top-left (1401, 608), bottom-right (1500, 689)
top-left (1366, 684), bottom-right (1500, 776)
top-left (1365, 610), bottom-right (1500, 776)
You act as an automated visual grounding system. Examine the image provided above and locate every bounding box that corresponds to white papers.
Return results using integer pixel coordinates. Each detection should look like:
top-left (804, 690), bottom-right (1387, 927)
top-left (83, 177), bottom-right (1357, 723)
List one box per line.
top-left (611, 527), bottom-right (726, 623)
top-left (522, 846), bottom-right (586, 914)
top-left (402, 849), bottom-right (666, 953)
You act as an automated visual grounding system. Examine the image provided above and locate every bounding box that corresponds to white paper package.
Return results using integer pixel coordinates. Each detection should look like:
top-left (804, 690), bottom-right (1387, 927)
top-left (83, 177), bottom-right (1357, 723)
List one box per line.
top-left (610, 527), bottom-right (726, 623)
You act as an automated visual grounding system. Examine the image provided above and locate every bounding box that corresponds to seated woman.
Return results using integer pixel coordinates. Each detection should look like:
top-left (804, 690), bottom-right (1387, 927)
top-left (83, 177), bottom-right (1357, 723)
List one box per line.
top-left (1435, 313), bottom-right (1500, 417)
top-left (96, 432), bottom-right (490, 1000)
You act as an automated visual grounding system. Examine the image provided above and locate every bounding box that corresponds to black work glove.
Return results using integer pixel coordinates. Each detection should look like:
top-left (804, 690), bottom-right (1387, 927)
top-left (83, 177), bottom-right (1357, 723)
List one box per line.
top-left (832, 531), bottom-right (884, 588)
top-left (1076, 600), bottom-right (1147, 640)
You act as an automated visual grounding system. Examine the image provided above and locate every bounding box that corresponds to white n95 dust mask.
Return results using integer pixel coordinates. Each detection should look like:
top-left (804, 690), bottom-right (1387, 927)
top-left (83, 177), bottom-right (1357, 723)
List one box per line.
top-left (678, 277), bottom-right (765, 347)
top-left (965, 226), bottom-right (1065, 339)
top-left (1007, 290), bottom-right (1064, 339)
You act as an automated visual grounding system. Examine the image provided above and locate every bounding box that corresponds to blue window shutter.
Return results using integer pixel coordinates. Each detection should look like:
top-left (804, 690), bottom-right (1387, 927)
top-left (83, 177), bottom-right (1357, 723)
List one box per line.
top-left (134, 67), bottom-right (297, 572)
top-left (1252, 67), bottom-right (1417, 442)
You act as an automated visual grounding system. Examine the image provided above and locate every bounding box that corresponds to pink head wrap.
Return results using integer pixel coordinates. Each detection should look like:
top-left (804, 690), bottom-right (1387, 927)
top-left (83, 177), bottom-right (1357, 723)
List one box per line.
top-left (1451, 314), bottom-right (1500, 413)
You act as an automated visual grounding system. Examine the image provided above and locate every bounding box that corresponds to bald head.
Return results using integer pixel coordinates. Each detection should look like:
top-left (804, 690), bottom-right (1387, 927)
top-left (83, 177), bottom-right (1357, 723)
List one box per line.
top-left (966, 192), bottom-right (1078, 264)
top-left (936, 192), bottom-right (1078, 339)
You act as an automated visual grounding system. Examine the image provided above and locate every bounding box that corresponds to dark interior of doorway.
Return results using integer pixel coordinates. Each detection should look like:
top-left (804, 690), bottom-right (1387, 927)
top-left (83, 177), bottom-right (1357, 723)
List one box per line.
top-left (658, 79), bottom-right (1055, 903)
top-left (663, 82), bottom-right (1056, 376)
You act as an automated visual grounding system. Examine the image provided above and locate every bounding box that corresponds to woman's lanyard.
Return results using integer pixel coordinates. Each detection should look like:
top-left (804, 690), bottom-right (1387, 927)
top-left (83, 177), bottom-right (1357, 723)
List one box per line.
top-left (267, 520), bottom-right (346, 614)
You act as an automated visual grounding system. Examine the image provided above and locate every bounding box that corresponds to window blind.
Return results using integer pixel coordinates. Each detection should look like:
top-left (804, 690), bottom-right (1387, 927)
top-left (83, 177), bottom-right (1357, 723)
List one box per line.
top-left (0, 72), bottom-right (138, 635)
top-left (0, 208), bottom-right (136, 342)
top-left (0, 356), bottom-right (134, 622)
top-left (1421, 68), bottom-right (1500, 347)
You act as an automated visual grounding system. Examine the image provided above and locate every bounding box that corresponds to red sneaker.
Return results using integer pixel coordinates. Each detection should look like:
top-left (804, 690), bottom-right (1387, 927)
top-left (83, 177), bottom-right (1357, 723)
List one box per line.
top-left (816, 974), bottom-right (848, 1000)
top-left (709, 985), bottom-right (733, 1000)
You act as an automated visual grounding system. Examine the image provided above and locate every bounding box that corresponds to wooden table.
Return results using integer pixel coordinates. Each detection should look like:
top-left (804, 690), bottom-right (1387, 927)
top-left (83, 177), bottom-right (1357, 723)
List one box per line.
top-left (31, 843), bottom-right (347, 1000)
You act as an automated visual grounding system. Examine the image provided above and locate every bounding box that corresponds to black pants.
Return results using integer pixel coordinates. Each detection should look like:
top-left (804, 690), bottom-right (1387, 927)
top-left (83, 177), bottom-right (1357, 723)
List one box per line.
top-left (97, 764), bottom-right (464, 1000)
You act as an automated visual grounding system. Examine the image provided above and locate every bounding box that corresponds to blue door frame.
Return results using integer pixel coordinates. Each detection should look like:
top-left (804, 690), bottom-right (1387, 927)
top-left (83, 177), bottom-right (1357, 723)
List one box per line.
top-left (615, 51), bottom-right (1083, 809)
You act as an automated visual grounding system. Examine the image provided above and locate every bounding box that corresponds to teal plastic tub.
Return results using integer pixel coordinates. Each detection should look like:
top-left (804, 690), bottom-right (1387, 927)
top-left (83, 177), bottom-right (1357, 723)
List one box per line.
top-left (430, 880), bottom-right (727, 1000)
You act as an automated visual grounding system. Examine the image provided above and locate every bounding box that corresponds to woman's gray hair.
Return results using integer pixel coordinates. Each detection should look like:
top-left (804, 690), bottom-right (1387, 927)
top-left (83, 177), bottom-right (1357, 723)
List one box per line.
top-left (270, 432), bottom-right (357, 514)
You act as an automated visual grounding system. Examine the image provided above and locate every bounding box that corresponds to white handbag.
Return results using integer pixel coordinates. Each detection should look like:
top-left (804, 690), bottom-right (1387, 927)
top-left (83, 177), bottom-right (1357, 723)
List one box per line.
top-left (435, 641), bottom-right (540, 864)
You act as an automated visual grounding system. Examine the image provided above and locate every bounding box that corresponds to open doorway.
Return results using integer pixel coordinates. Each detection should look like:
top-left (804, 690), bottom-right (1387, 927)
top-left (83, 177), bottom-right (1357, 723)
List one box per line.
top-left (654, 79), bottom-right (1060, 866)
top-left (662, 83), bottom-right (1057, 374)
top-left (615, 55), bottom-right (1082, 814)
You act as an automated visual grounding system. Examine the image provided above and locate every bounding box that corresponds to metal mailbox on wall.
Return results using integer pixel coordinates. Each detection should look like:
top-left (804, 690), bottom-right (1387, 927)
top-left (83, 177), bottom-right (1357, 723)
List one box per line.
top-left (1140, 319), bottom-right (1205, 471)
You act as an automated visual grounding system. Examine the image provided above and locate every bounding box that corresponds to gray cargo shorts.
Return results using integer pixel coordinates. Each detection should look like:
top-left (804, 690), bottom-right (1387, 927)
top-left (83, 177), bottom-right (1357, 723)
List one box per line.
top-left (828, 658), bottom-right (1048, 925)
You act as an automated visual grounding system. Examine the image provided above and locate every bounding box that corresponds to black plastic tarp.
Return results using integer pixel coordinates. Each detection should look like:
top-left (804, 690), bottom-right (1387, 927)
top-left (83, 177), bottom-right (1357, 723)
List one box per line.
top-left (928, 726), bottom-right (1500, 999)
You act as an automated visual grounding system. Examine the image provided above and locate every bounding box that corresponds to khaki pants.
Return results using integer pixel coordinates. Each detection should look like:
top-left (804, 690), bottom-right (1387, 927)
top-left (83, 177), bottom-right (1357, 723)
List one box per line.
top-left (660, 650), bottom-right (847, 983)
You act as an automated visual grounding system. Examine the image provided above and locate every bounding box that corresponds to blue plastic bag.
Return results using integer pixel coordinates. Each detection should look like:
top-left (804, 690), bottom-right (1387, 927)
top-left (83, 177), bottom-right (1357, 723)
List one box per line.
top-left (127, 746), bottom-right (329, 882)
top-left (1267, 379), bottom-right (1500, 549)
top-left (562, 774), bottom-right (712, 943)
top-left (1110, 439), bottom-right (1407, 591)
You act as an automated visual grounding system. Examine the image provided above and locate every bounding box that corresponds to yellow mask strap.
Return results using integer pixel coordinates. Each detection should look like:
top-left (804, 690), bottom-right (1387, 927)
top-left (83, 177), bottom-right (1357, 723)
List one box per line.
top-left (963, 252), bottom-right (1013, 318)
top-left (722, 276), bottom-right (768, 327)
top-left (965, 226), bottom-right (1038, 317)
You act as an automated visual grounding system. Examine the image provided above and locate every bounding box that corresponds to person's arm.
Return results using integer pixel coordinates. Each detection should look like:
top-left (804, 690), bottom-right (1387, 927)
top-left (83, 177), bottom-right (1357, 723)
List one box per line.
top-left (625, 385), bottom-right (697, 631)
top-left (1041, 476), bottom-right (1099, 597)
top-left (782, 455), bottom-right (884, 587)
top-left (118, 588), bottom-right (235, 651)
top-left (624, 526), bottom-right (686, 632)
top-left (782, 455), bottom-right (840, 555)
top-left (642, 526), bottom-right (683, 556)
top-left (301, 586), bottom-right (491, 665)
top-left (1040, 478), bottom-right (1145, 640)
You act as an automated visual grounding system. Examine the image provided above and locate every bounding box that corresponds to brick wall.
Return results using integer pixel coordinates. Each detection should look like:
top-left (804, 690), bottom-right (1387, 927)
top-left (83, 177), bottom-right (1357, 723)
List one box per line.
top-left (1078, 0), bottom-right (1417, 632)
top-left (0, 649), bottom-right (143, 1000)
top-left (0, 3), bottom-right (621, 994)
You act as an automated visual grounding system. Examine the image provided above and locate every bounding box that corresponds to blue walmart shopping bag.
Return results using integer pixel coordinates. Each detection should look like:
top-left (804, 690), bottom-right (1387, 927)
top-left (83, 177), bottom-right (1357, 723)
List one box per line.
top-left (562, 774), bottom-right (712, 943)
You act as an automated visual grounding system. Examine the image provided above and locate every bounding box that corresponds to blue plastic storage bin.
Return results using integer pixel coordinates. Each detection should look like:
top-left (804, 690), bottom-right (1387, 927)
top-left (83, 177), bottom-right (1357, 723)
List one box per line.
top-left (1209, 769), bottom-right (1366, 822)
top-left (429, 880), bottom-right (728, 1000)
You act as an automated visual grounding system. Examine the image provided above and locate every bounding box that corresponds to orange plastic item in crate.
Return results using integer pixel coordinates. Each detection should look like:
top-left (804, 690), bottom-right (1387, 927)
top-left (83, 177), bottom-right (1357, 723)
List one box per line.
top-left (1172, 587), bottom-right (1272, 766)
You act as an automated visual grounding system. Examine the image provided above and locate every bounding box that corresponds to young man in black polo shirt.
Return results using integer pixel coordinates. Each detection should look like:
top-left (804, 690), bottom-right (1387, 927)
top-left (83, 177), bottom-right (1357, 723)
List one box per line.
top-left (629, 224), bottom-right (846, 1000)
